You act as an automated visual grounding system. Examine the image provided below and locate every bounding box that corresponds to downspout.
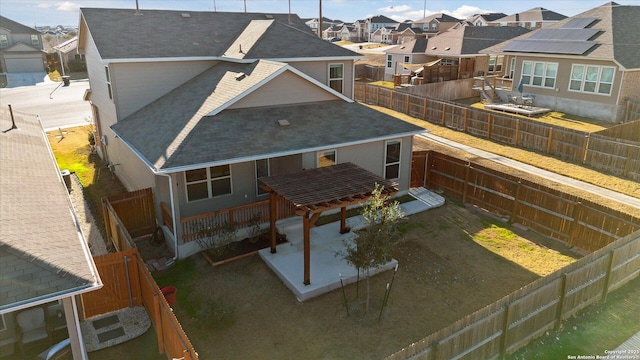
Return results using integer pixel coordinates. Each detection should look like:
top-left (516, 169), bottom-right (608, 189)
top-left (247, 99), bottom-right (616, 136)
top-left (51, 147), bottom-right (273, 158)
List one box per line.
top-left (159, 173), bottom-right (179, 265)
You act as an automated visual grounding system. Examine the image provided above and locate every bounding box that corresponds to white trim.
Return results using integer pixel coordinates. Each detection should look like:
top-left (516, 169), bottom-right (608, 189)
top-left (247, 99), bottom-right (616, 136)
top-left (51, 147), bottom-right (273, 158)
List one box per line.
top-left (384, 139), bottom-right (402, 180)
top-left (317, 148), bottom-right (337, 167)
top-left (184, 165), bottom-right (233, 203)
top-left (328, 62), bottom-right (344, 94)
top-left (103, 55), bottom-right (364, 64)
top-left (255, 158), bottom-right (270, 197)
top-left (567, 63), bottom-right (616, 96)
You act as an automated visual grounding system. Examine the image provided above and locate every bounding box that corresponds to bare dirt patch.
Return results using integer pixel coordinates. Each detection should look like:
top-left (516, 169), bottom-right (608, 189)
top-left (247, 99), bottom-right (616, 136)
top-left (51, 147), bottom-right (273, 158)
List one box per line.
top-left (156, 199), bottom-right (580, 359)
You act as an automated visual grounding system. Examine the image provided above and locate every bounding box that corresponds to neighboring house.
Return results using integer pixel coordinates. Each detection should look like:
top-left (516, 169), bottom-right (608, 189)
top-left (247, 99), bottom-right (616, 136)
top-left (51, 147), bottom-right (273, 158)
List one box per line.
top-left (305, 16), bottom-right (338, 36)
top-left (488, 7), bottom-right (567, 29)
top-left (323, 23), bottom-right (357, 42)
top-left (466, 13), bottom-right (507, 27)
top-left (385, 26), bottom-right (530, 83)
top-left (481, 2), bottom-right (640, 123)
top-left (51, 36), bottom-right (83, 74)
top-left (384, 38), bottom-right (429, 81)
top-left (0, 109), bottom-right (102, 359)
top-left (78, 8), bottom-right (425, 259)
top-left (364, 15), bottom-right (398, 42)
top-left (411, 13), bottom-right (461, 38)
top-left (0, 16), bottom-right (46, 87)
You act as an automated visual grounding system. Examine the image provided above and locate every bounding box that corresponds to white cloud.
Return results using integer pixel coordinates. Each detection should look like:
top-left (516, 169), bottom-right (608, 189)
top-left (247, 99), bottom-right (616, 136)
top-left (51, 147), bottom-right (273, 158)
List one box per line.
top-left (37, 3), bottom-right (53, 8)
top-left (55, 1), bottom-right (80, 12)
top-left (442, 5), bottom-right (496, 20)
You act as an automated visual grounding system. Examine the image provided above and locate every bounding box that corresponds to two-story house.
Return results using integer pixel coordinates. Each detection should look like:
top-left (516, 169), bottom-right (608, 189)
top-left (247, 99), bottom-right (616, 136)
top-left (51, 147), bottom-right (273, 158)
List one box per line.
top-left (0, 16), bottom-right (46, 87)
top-left (411, 13), bottom-right (461, 38)
top-left (78, 8), bottom-right (424, 260)
top-left (481, 2), bottom-right (640, 123)
top-left (488, 7), bottom-right (567, 29)
top-left (466, 13), bottom-right (507, 27)
top-left (364, 15), bottom-right (398, 42)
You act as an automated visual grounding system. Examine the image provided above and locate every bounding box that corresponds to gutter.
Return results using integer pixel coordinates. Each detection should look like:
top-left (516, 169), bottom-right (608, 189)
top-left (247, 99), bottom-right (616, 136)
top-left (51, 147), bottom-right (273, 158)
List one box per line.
top-left (158, 172), bottom-right (179, 266)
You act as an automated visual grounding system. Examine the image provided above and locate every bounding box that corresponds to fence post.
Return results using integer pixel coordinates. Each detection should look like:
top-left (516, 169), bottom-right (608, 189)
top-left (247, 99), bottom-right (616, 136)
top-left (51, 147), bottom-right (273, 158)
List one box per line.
top-left (426, 151), bottom-right (433, 188)
top-left (601, 249), bottom-right (616, 303)
top-left (487, 113), bottom-right (492, 139)
top-left (102, 198), bottom-right (112, 246)
top-left (555, 273), bottom-right (568, 330)
top-left (406, 94), bottom-right (411, 114)
top-left (463, 108), bottom-right (468, 132)
top-left (581, 134), bottom-right (590, 164)
top-left (509, 179), bottom-right (522, 223)
top-left (462, 162), bottom-right (471, 203)
top-left (500, 302), bottom-right (512, 358)
top-left (390, 88), bottom-right (394, 109)
top-left (154, 292), bottom-right (165, 354)
top-left (623, 146), bottom-right (633, 177)
top-left (546, 127), bottom-right (553, 154)
top-left (441, 102), bottom-right (446, 125)
top-left (568, 201), bottom-right (582, 247)
top-left (513, 119), bottom-right (520, 145)
top-left (423, 97), bottom-right (428, 120)
top-left (376, 86), bottom-right (380, 105)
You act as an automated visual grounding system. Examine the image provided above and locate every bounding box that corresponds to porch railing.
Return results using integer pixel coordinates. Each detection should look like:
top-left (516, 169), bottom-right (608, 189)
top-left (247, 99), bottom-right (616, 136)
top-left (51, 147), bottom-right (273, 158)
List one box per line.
top-left (160, 202), bottom-right (174, 235)
top-left (181, 197), bottom-right (296, 243)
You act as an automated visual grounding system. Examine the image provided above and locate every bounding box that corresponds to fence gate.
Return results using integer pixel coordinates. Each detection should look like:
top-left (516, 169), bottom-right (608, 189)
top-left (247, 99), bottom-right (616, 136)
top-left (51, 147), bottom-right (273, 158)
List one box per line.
top-left (411, 151), bottom-right (428, 188)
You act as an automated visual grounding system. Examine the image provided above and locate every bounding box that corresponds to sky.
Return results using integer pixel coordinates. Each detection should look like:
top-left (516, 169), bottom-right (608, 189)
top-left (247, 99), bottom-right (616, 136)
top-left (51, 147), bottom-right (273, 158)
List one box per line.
top-left (1, 0), bottom-right (638, 27)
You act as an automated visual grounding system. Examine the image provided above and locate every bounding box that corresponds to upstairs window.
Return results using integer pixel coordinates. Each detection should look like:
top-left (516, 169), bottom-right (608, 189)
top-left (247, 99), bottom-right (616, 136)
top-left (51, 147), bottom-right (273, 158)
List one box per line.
top-left (0, 35), bottom-right (8, 46)
top-left (31, 34), bottom-right (39, 45)
top-left (104, 66), bottom-right (113, 100)
top-left (317, 149), bottom-right (337, 167)
top-left (329, 63), bottom-right (343, 93)
top-left (386, 54), bottom-right (393, 68)
top-left (185, 165), bottom-right (232, 202)
top-left (403, 55), bottom-right (410, 63)
top-left (384, 140), bottom-right (401, 180)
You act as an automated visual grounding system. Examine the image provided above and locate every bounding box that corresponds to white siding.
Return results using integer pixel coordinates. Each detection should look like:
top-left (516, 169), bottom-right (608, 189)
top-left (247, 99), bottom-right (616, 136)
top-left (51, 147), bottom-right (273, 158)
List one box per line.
top-left (289, 59), bottom-right (355, 98)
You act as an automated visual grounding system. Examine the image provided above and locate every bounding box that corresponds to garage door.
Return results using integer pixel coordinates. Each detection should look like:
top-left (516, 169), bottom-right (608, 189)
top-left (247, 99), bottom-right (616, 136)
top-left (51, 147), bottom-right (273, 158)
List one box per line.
top-left (4, 55), bottom-right (45, 73)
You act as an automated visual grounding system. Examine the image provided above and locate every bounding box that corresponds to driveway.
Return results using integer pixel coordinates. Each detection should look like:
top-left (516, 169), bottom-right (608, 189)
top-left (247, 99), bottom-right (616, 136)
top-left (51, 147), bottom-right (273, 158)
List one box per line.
top-left (0, 78), bottom-right (92, 130)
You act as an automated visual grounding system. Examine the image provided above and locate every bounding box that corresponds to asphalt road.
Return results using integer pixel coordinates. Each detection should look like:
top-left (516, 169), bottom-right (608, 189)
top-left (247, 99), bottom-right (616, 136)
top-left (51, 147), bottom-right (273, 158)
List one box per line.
top-left (0, 79), bottom-right (92, 130)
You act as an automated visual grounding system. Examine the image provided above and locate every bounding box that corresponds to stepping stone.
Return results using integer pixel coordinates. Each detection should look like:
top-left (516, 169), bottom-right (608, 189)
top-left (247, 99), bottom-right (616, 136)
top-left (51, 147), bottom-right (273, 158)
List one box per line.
top-left (92, 314), bottom-right (119, 330)
top-left (97, 327), bottom-right (125, 343)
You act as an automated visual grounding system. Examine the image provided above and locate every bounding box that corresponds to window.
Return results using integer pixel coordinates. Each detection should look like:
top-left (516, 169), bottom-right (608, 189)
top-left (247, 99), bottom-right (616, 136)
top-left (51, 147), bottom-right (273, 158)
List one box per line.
top-left (509, 58), bottom-right (516, 79)
top-left (255, 159), bottom-right (269, 196)
top-left (521, 61), bottom-right (557, 89)
top-left (431, 23), bottom-right (437, 31)
top-left (422, 24), bottom-right (429, 31)
top-left (569, 64), bottom-right (615, 95)
top-left (31, 34), bottom-right (39, 45)
top-left (488, 56), bottom-right (504, 73)
top-left (386, 54), bottom-right (393, 69)
top-left (0, 35), bottom-right (7, 46)
top-left (317, 149), bottom-right (336, 167)
top-left (384, 140), bottom-right (401, 180)
top-left (440, 59), bottom-right (458, 66)
top-left (329, 63), bottom-right (343, 93)
top-left (185, 165), bottom-right (231, 202)
top-left (104, 66), bottom-right (113, 100)
top-left (403, 55), bottom-right (410, 63)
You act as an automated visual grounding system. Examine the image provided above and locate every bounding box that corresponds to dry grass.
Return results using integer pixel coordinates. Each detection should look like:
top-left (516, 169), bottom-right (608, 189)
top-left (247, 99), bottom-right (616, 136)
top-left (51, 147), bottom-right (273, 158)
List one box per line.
top-left (366, 104), bottom-right (640, 214)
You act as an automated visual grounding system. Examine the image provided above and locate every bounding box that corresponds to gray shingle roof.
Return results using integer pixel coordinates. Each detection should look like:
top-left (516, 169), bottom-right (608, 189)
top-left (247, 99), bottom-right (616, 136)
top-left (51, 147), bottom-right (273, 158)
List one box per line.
top-left (0, 110), bottom-right (100, 312)
top-left (481, 2), bottom-right (640, 69)
top-left (80, 8), bottom-right (359, 60)
top-left (425, 26), bottom-right (531, 56)
top-left (387, 38), bottom-right (428, 54)
top-left (111, 61), bottom-right (423, 172)
top-left (493, 7), bottom-right (568, 22)
top-left (0, 15), bottom-right (41, 34)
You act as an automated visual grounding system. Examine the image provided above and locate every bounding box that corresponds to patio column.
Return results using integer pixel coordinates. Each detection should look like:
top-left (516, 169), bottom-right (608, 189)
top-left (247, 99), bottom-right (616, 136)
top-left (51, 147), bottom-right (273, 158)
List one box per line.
top-left (340, 206), bottom-right (350, 234)
top-left (303, 210), bottom-right (311, 285)
top-left (269, 191), bottom-right (277, 253)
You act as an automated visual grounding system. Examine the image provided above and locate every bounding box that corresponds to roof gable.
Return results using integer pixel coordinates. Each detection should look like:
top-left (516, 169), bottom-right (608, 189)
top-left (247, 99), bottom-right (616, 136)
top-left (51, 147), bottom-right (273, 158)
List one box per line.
top-left (0, 15), bottom-right (40, 34)
top-left (493, 7), bottom-right (567, 22)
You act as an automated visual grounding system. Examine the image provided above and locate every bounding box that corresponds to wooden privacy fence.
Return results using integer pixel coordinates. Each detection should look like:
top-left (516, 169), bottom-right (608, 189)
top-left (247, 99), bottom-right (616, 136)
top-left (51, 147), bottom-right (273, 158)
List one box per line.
top-left (355, 83), bottom-right (640, 181)
top-left (82, 249), bottom-right (198, 360)
top-left (414, 150), bottom-right (640, 252)
top-left (387, 229), bottom-right (640, 360)
top-left (103, 188), bottom-right (156, 251)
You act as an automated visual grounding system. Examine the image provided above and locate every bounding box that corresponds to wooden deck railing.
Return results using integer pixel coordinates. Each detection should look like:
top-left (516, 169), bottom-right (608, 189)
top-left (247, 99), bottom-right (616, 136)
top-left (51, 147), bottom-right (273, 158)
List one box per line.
top-left (160, 202), bottom-right (174, 235)
top-left (181, 198), bottom-right (296, 243)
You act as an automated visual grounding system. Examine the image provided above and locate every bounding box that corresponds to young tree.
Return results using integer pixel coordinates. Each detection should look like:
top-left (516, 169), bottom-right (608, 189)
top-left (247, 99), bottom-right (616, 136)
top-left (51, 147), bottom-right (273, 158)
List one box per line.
top-left (338, 183), bottom-right (404, 313)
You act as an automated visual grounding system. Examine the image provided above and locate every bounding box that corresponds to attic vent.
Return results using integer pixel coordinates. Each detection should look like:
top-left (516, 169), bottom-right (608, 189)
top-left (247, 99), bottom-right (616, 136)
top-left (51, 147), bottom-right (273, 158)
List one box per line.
top-left (181, 13), bottom-right (191, 18)
top-left (235, 72), bottom-right (246, 81)
top-left (431, 46), bottom-right (437, 50)
top-left (193, 42), bottom-right (199, 46)
top-left (265, 14), bottom-right (274, 19)
top-left (278, 119), bottom-right (290, 127)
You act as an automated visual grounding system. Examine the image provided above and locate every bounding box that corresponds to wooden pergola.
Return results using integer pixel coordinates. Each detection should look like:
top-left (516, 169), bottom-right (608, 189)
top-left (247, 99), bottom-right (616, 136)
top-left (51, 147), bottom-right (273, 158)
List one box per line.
top-left (259, 163), bottom-right (398, 285)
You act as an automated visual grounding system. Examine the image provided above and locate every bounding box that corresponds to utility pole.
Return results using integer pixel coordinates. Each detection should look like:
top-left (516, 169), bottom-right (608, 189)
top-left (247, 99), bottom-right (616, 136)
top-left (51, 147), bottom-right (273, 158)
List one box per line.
top-left (424, 0), bottom-right (427, 18)
top-left (318, 0), bottom-right (323, 38)
top-left (244, 0), bottom-right (247, 13)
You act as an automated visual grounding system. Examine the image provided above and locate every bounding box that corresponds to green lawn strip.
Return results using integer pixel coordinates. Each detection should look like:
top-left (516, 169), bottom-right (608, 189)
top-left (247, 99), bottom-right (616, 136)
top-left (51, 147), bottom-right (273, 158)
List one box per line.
top-left (508, 275), bottom-right (640, 359)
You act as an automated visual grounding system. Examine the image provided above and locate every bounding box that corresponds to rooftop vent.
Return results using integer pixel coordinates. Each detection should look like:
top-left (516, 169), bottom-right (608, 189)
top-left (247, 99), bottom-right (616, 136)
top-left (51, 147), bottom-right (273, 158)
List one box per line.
top-left (444, 47), bottom-right (450, 51)
top-left (181, 13), bottom-right (191, 18)
top-left (278, 119), bottom-right (290, 127)
top-left (431, 46), bottom-right (437, 50)
top-left (265, 14), bottom-right (274, 19)
top-left (235, 72), bottom-right (246, 81)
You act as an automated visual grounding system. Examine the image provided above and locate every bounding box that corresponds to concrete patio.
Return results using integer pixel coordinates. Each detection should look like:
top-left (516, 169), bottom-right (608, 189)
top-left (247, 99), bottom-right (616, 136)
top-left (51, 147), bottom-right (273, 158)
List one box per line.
top-left (258, 187), bottom-right (445, 301)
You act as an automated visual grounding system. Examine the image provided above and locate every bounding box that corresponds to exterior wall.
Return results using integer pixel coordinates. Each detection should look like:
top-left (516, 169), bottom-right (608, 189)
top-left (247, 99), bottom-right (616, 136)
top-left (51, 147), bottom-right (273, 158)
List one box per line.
top-left (110, 60), bottom-right (216, 119)
top-left (289, 59), bottom-right (355, 98)
top-left (474, 55), bottom-right (490, 76)
top-left (229, 71), bottom-right (339, 109)
top-left (109, 136), bottom-right (156, 191)
top-left (0, 28), bottom-right (43, 51)
top-left (510, 56), bottom-right (624, 122)
top-left (385, 53), bottom-right (430, 81)
top-left (619, 70), bottom-right (640, 103)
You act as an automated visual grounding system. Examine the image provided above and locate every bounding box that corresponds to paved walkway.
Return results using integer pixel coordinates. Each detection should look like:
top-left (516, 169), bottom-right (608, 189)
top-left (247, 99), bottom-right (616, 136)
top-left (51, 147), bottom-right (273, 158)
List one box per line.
top-left (418, 133), bottom-right (640, 211)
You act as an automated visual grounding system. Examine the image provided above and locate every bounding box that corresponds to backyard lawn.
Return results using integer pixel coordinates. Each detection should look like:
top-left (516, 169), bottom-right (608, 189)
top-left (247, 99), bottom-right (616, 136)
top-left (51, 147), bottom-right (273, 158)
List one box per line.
top-left (154, 199), bottom-right (580, 359)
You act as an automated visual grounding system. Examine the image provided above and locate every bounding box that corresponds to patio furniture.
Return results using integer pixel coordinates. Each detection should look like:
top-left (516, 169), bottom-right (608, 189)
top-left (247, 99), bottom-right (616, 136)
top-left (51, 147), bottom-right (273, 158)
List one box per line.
top-left (522, 95), bottom-right (535, 108)
top-left (37, 338), bottom-right (71, 360)
top-left (16, 307), bottom-right (50, 356)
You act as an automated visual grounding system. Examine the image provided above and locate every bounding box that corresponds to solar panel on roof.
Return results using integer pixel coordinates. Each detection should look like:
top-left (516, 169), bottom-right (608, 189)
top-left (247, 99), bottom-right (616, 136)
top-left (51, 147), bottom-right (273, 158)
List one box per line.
top-left (503, 40), bottom-right (597, 55)
top-left (529, 28), bottom-right (600, 41)
top-left (562, 17), bottom-right (598, 29)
